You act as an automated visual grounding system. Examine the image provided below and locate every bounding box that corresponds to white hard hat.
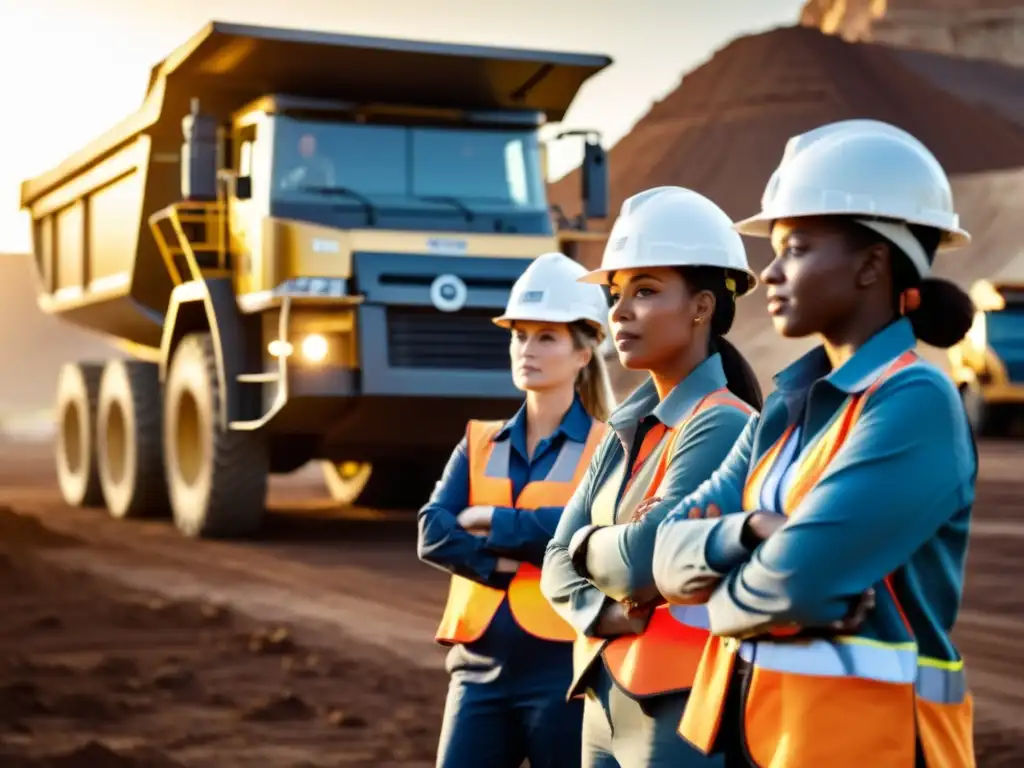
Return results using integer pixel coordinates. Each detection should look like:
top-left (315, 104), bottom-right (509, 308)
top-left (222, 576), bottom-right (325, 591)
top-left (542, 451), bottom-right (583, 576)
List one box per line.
top-left (734, 119), bottom-right (971, 278)
top-left (494, 252), bottom-right (608, 341)
top-left (578, 186), bottom-right (758, 296)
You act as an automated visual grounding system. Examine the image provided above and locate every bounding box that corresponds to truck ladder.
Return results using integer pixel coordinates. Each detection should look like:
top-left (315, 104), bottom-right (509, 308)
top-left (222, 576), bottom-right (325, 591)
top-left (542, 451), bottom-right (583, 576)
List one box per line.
top-left (148, 201), bottom-right (231, 285)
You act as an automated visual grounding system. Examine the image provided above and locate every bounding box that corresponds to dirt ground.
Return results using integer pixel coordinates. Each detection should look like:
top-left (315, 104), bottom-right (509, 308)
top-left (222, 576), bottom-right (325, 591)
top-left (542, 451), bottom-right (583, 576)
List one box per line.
top-left (0, 507), bottom-right (447, 768)
top-left (0, 438), bottom-right (1021, 766)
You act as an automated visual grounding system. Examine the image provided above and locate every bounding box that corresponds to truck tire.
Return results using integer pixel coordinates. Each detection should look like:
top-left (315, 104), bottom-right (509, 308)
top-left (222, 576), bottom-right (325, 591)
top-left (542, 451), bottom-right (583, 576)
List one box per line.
top-left (96, 360), bottom-right (169, 519)
top-left (54, 362), bottom-right (105, 508)
top-left (163, 332), bottom-right (268, 538)
top-left (321, 454), bottom-right (448, 510)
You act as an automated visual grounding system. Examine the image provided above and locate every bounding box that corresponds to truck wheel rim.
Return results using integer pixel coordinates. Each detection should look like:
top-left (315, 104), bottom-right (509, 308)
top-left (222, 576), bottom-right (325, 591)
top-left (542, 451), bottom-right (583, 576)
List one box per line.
top-left (105, 401), bottom-right (129, 486)
top-left (176, 389), bottom-right (204, 487)
top-left (60, 401), bottom-right (84, 476)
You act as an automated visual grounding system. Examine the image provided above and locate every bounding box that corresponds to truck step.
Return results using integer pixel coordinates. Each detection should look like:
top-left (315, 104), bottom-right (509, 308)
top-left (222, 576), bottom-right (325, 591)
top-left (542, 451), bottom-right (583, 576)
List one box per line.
top-left (227, 419), bottom-right (264, 431)
top-left (236, 372), bottom-right (279, 383)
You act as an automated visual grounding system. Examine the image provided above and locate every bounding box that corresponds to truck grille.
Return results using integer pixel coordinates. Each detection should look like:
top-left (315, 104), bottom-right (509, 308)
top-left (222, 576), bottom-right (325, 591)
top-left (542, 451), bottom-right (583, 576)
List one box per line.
top-left (386, 307), bottom-right (509, 370)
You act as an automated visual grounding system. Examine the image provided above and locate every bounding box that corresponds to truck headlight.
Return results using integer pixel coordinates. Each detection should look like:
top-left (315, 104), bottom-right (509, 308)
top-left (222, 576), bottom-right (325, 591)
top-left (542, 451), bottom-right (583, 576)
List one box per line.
top-left (268, 339), bottom-right (293, 358)
top-left (300, 334), bottom-right (329, 363)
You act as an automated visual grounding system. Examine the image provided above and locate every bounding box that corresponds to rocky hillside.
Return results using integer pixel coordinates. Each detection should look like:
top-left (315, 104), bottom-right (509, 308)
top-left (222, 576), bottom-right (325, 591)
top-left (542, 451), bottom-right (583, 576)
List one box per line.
top-left (800, 0), bottom-right (1024, 66)
top-left (550, 24), bottom-right (1024, 391)
top-left (551, 25), bottom-right (1024, 226)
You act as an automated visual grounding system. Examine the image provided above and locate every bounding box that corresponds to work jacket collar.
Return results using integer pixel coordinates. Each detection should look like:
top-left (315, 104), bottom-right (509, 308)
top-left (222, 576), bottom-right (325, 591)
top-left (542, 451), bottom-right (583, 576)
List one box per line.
top-left (773, 318), bottom-right (918, 397)
top-left (494, 393), bottom-right (592, 453)
top-left (608, 353), bottom-right (728, 448)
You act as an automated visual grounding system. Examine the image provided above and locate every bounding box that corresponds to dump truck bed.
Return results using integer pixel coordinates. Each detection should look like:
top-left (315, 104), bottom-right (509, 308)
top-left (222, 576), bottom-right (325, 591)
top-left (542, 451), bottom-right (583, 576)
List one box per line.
top-left (20, 20), bottom-right (612, 350)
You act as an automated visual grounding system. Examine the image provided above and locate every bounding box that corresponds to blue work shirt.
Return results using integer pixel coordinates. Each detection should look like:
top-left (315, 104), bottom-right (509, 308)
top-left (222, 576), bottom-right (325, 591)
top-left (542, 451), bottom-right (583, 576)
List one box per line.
top-left (541, 354), bottom-right (756, 641)
top-left (653, 319), bottom-right (977, 662)
top-left (418, 395), bottom-right (594, 681)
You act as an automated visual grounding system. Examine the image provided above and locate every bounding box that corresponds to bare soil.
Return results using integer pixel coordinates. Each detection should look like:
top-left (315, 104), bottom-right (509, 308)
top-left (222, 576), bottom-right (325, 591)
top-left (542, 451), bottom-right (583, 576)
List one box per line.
top-left (0, 507), bottom-right (447, 768)
top-left (0, 436), bottom-right (1021, 766)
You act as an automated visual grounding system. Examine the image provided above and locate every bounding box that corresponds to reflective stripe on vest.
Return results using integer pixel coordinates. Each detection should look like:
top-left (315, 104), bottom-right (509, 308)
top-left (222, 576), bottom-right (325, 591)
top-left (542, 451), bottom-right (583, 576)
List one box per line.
top-left (572, 389), bottom-right (755, 699)
top-left (434, 418), bottom-right (606, 645)
top-left (679, 352), bottom-right (976, 768)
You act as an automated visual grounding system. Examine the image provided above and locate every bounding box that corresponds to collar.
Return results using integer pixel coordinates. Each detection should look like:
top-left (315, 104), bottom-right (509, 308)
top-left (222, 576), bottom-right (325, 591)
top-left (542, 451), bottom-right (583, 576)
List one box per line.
top-left (494, 393), bottom-right (593, 446)
top-left (773, 318), bottom-right (918, 396)
top-left (608, 353), bottom-right (729, 432)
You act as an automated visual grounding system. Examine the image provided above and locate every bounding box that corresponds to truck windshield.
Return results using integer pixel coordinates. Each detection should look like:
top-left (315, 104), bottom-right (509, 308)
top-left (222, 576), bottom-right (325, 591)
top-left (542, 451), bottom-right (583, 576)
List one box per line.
top-left (272, 117), bottom-right (547, 212)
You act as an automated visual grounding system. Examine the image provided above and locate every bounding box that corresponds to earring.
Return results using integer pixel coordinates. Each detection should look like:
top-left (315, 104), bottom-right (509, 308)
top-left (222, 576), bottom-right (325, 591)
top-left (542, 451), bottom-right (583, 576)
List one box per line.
top-left (694, 317), bottom-right (703, 325)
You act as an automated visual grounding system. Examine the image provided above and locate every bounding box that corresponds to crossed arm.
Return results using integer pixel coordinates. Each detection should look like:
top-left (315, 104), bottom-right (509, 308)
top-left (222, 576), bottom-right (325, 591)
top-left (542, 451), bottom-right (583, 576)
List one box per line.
top-left (417, 437), bottom-right (574, 587)
top-left (540, 407), bottom-right (753, 636)
top-left (653, 374), bottom-right (976, 639)
top-left (540, 438), bottom-right (634, 637)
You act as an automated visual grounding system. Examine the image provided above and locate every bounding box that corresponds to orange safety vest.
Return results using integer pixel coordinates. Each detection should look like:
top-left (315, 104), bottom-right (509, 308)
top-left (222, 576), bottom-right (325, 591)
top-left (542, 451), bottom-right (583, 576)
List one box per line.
top-left (434, 418), bottom-right (607, 645)
top-left (679, 351), bottom-right (975, 768)
top-left (572, 389), bottom-right (755, 699)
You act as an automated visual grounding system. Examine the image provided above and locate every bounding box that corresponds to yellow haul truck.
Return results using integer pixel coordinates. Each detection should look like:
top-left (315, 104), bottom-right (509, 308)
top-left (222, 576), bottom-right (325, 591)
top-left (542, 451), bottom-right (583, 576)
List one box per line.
top-left (20, 21), bottom-right (613, 538)
top-left (948, 279), bottom-right (1024, 437)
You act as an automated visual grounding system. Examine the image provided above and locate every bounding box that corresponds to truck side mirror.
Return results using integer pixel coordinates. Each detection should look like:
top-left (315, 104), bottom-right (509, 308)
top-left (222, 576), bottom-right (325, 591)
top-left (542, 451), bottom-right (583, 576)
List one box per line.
top-left (180, 98), bottom-right (218, 201)
top-left (235, 176), bottom-right (252, 200)
top-left (581, 140), bottom-right (608, 221)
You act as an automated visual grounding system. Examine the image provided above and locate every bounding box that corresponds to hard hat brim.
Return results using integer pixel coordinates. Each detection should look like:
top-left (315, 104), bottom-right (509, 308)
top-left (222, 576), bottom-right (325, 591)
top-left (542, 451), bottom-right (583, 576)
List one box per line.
top-left (492, 312), bottom-right (606, 341)
top-left (734, 212), bottom-right (972, 250)
top-left (577, 263), bottom-right (759, 297)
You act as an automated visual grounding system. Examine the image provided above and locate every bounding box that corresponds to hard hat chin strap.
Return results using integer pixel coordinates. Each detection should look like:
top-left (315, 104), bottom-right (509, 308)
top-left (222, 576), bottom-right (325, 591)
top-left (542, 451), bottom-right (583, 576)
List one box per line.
top-left (853, 219), bottom-right (931, 280)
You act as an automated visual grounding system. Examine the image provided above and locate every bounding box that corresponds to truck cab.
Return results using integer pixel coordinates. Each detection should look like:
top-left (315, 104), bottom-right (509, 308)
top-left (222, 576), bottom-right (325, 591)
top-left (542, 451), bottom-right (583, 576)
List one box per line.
top-left (949, 278), bottom-right (1024, 436)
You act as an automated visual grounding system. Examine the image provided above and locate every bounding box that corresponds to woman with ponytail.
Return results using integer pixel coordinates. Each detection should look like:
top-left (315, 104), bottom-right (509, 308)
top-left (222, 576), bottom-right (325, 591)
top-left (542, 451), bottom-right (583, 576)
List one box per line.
top-left (541, 186), bottom-right (761, 767)
top-left (653, 120), bottom-right (978, 768)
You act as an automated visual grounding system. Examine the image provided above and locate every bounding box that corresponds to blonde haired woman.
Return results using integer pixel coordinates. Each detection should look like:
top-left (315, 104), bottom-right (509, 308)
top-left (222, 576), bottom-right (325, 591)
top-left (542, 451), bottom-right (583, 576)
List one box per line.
top-left (418, 251), bottom-right (612, 768)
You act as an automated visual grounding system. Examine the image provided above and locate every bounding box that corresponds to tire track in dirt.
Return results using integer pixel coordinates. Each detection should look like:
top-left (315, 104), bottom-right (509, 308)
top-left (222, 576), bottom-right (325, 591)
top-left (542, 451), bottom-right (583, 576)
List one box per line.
top-left (0, 508), bottom-right (447, 767)
top-left (6, 502), bottom-right (448, 671)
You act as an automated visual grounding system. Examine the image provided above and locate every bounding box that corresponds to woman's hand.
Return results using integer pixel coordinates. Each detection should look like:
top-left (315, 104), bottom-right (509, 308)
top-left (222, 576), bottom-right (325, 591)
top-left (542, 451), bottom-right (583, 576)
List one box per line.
top-left (740, 510), bottom-right (787, 548)
top-left (635, 499), bottom-right (726, 522)
top-left (686, 503), bottom-right (722, 520)
top-left (787, 587), bottom-right (876, 640)
top-left (622, 593), bottom-right (666, 619)
top-left (629, 496), bottom-right (662, 522)
top-left (595, 601), bottom-right (650, 637)
top-left (457, 505), bottom-right (495, 533)
top-left (828, 588), bottom-right (876, 634)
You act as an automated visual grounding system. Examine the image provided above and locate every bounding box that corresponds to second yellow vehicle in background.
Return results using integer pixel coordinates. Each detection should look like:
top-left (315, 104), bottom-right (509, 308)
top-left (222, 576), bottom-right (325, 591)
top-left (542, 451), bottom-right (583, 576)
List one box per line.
top-left (948, 278), bottom-right (1024, 436)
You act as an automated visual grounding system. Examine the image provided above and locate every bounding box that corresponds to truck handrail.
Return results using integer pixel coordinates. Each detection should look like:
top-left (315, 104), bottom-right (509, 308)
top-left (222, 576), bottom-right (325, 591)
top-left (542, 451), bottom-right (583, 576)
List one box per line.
top-left (148, 201), bottom-right (229, 285)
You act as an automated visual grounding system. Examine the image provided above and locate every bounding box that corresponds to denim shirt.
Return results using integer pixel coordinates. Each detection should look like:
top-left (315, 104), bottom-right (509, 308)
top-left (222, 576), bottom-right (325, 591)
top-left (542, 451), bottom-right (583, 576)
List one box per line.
top-left (418, 396), bottom-right (596, 678)
top-left (652, 319), bottom-right (977, 659)
top-left (541, 354), bottom-right (755, 637)
top-left (418, 394), bottom-right (594, 587)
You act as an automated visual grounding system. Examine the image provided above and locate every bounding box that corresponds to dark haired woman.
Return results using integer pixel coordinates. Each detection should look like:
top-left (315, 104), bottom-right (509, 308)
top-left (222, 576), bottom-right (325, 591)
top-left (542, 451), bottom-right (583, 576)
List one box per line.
top-left (541, 186), bottom-right (763, 767)
top-left (653, 120), bottom-right (978, 768)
